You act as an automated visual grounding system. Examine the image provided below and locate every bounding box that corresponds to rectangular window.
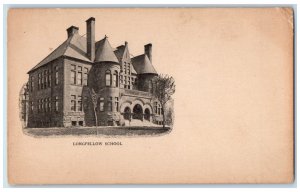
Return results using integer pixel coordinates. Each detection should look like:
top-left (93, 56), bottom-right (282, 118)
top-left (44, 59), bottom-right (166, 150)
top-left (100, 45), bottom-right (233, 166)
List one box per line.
top-left (44, 98), bottom-right (47, 112)
top-left (78, 96), bottom-right (82, 111)
top-left (83, 74), bottom-right (88, 86)
top-left (71, 70), bottom-right (76, 85)
top-left (77, 72), bottom-right (82, 85)
top-left (48, 97), bottom-right (51, 112)
top-left (112, 73), bottom-right (117, 87)
top-left (149, 80), bottom-right (153, 93)
top-left (71, 95), bottom-right (76, 111)
top-left (41, 99), bottom-right (44, 111)
top-left (158, 104), bottom-right (162, 115)
top-left (78, 66), bottom-right (82, 71)
top-left (44, 99), bottom-right (48, 112)
top-left (44, 70), bottom-right (48, 89)
top-left (48, 70), bottom-right (51, 87)
top-left (55, 66), bottom-right (59, 85)
top-left (38, 73), bottom-right (41, 90)
top-left (106, 73), bottom-right (111, 86)
top-left (30, 76), bottom-right (34, 92)
top-left (107, 97), bottom-right (112, 112)
top-left (154, 102), bottom-right (158, 114)
top-left (38, 99), bottom-right (40, 112)
top-left (83, 67), bottom-right (88, 86)
top-left (128, 78), bottom-right (131, 89)
top-left (99, 97), bottom-right (104, 112)
top-left (55, 96), bottom-right (59, 112)
top-left (115, 97), bottom-right (119, 112)
top-left (71, 64), bottom-right (76, 70)
top-left (120, 75), bottom-right (123, 85)
top-left (127, 63), bottom-right (130, 74)
top-left (30, 101), bottom-right (34, 112)
top-left (41, 72), bottom-right (44, 89)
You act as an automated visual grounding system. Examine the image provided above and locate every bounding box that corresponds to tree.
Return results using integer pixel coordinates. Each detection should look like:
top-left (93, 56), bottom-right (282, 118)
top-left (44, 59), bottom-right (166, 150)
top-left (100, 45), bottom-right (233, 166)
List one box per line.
top-left (152, 74), bottom-right (175, 128)
top-left (89, 88), bottom-right (98, 127)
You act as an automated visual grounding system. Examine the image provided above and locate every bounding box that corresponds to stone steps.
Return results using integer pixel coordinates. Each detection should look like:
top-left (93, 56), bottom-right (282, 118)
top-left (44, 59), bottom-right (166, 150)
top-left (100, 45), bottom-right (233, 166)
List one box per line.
top-left (124, 119), bottom-right (159, 127)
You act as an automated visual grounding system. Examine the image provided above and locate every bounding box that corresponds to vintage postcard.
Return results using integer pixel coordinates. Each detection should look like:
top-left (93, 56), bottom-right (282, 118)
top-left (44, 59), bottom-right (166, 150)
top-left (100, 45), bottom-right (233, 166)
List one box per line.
top-left (7, 8), bottom-right (294, 184)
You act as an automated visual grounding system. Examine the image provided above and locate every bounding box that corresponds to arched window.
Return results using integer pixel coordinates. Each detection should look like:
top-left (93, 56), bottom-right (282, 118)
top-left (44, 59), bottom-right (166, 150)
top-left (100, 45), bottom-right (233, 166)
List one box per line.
top-left (156, 103), bottom-right (162, 115)
top-left (112, 71), bottom-right (118, 87)
top-left (105, 70), bottom-right (111, 86)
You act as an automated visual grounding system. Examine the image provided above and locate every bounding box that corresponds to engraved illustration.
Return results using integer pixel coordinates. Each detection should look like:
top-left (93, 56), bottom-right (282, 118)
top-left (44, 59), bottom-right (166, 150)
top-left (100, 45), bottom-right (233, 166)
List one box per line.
top-left (19, 17), bottom-right (175, 137)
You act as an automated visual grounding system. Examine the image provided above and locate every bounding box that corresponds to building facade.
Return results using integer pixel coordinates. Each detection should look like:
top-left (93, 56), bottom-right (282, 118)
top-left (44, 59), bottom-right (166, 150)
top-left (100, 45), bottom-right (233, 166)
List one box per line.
top-left (26, 17), bottom-right (164, 128)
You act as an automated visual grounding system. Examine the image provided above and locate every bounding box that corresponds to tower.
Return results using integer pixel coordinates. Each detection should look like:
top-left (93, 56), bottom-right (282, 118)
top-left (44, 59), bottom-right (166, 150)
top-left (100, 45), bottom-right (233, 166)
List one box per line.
top-left (92, 35), bottom-right (120, 126)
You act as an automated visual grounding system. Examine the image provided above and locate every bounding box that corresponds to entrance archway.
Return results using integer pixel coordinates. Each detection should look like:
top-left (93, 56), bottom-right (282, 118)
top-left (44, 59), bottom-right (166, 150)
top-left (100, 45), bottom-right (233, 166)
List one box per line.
top-left (123, 107), bottom-right (131, 120)
top-left (133, 104), bottom-right (143, 120)
top-left (144, 108), bottom-right (150, 121)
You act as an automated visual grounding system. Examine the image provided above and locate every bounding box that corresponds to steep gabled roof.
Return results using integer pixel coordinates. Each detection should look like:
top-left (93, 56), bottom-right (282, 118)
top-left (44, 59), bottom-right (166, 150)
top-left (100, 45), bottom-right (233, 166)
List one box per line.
top-left (95, 36), bottom-right (119, 63)
top-left (131, 65), bottom-right (137, 74)
top-left (114, 45), bottom-right (125, 62)
top-left (28, 34), bottom-right (91, 73)
top-left (131, 54), bottom-right (157, 75)
top-left (114, 44), bottom-right (137, 74)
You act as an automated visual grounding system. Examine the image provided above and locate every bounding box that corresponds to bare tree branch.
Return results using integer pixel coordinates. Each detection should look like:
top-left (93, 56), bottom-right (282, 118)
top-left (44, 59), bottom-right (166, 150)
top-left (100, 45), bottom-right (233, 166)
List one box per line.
top-left (152, 74), bottom-right (175, 128)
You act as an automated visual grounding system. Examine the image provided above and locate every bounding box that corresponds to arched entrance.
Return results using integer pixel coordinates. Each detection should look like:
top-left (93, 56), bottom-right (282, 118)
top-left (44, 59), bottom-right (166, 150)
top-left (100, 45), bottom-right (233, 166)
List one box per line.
top-left (144, 108), bottom-right (150, 121)
top-left (123, 107), bottom-right (131, 120)
top-left (133, 104), bottom-right (143, 120)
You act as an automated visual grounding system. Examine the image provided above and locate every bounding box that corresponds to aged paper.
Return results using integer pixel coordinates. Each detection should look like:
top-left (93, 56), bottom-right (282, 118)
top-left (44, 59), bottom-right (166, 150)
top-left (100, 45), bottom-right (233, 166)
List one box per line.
top-left (8, 8), bottom-right (294, 184)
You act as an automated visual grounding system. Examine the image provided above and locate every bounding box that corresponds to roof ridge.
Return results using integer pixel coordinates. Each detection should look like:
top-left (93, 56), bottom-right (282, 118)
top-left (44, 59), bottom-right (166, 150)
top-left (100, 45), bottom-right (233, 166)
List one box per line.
top-left (28, 39), bottom-right (68, 73)
top-left (28, 34), bottom-right (91, 73)
top-left (62, 35), bottom-right (74, 55)
top-left (132, 53), bottom-right (145, 59)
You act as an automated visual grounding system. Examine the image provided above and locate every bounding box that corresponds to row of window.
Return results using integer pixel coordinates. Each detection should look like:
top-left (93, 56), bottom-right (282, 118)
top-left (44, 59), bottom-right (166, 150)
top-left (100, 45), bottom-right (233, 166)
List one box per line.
top-left (70, 95), bottom-right (119, 112)
top-left (123, 62), bottom-right (131, 75)
top-left (29, 97), bottom-right (59, 113)
top-left (29, 66), bottom-right (59, 92)
top-left (105, 70), bottom-right (136, 89)
top-left (121, 62), bottom-right (136, 89)
top-left (105, 70), bottom-right (119, 87)
top-left (30, 96), bottom-right (161, 115)
top-left (96, 97), bottom-right (119, 112)
top-left (70, 64), bottom-right (88, 86)
top-left (155, 120), bottom-right (164, 125)
top-left (39, 67), bottom-right (59, 91)
top-left (120, 75), bottom-right (136, 89)
top-left (71, 95), bottom-right (83, 112)
top-left (30, 64), bottom-right (89, 92)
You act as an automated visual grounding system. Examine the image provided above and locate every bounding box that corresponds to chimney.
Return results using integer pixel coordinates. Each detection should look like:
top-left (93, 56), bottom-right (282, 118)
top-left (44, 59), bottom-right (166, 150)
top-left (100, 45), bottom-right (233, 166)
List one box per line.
top-left (67, 26), bottom-right (79, 38)
top-left (86, 17), bottom-right (95, 61)
top-left (144, 43), bottom-right (152, 63)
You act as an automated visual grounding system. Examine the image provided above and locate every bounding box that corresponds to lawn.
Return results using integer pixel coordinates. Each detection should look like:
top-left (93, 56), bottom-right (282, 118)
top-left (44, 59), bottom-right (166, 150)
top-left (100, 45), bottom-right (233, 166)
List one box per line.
top-left (23, 126), bottom-right (171, 137)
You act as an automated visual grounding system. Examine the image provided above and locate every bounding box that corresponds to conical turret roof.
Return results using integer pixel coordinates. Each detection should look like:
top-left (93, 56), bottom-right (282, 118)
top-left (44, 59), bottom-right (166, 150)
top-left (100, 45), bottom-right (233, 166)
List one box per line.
top-left (132, 54), bottom-right (157, 74)
top-left (95, 36), bottom-right (119, 63)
